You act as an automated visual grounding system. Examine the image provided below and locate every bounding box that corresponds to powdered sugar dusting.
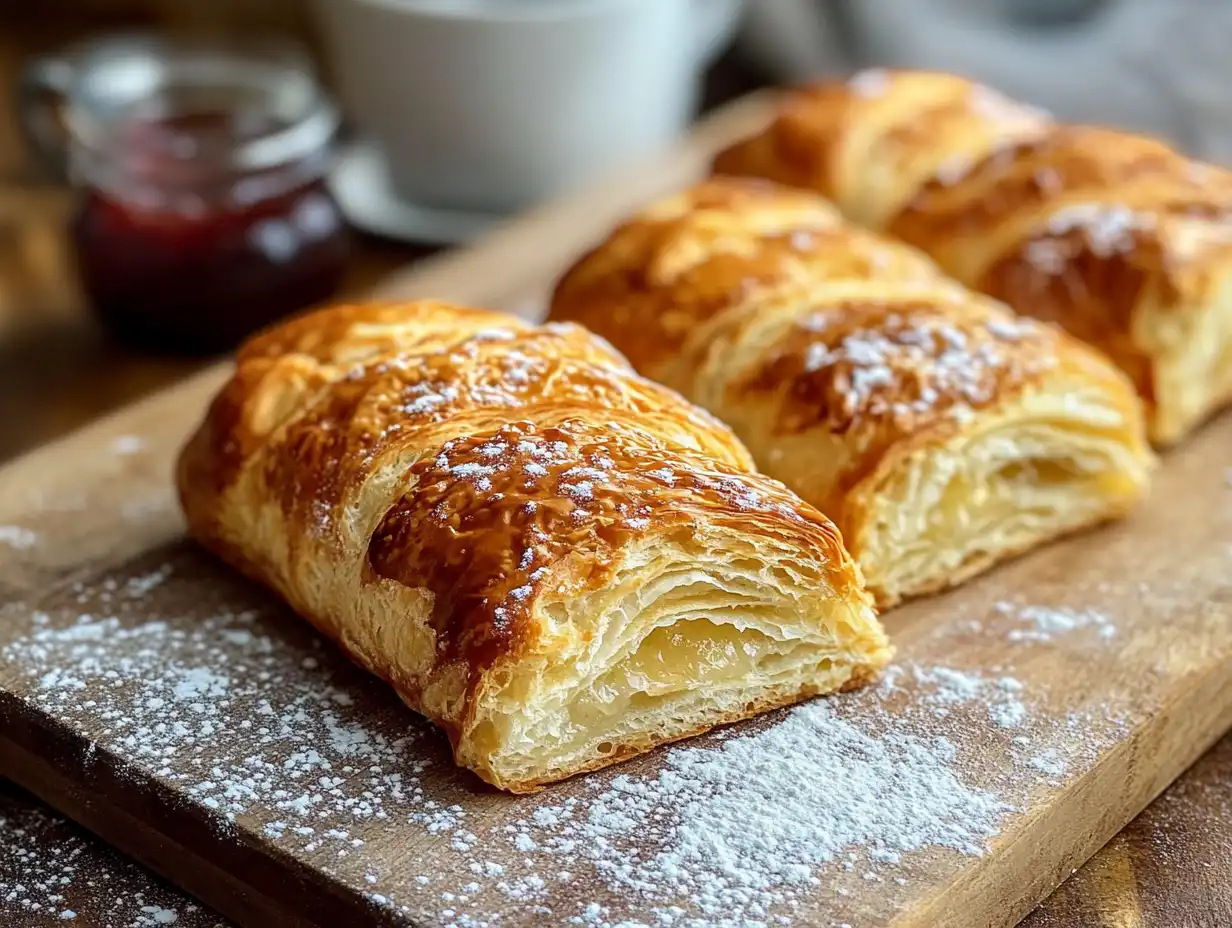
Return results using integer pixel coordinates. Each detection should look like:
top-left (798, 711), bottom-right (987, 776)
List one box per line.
top-left (0, 551), bottom-right (1143, 926)
top-left (427, 420), bottom-right (804, 536)
top-left (543, 698), bottom-right (1009, 918)
top-left (0, 525), bottom-right (37, 550)
top-left (409, 421), bottom-right (813, 632)
top-left (935, 153), bottom-right (975, 187)
top-left (848, 68), bottom-right (890, 98)
top-left (468, 328), bottom-right (518, 343)
top-left (1024, 203), bottom-right (1161, 277)
top-left (328, 325), bottom-right (634, 433)
top-left (966, 83), bottom-right (1050, 124)
top-left (994, 601), bottom-right (1117, 643)
top-left (1029, 750), bottom-right (1068, 779)
top-left (880, 665), bottom-right (1029, 731)
top-left (110, 435), bottom-right (148, 456)
top-left (2, 554), bottom-right (1145, 927)
top-left (125, 564), bottom-right (174, 599)
top-left (795, 307), bottom-right (1054, 424)
top-left (1023, 238), bottom-right (1070, 275)
top-left (1046, 203), bottom-right (1155, 258)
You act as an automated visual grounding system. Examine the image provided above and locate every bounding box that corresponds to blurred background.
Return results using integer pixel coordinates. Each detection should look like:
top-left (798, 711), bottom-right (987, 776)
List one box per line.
top-left (2, 0), bottom-right (1230, 460)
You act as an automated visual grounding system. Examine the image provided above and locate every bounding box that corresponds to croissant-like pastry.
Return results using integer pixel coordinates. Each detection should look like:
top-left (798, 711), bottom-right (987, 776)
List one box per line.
top-left (177, 300), bottom-right (891, 792)
top-left (549, 179), bottom-right (1153, 606)
top-left (713, 69), bottom-right (1232, 445)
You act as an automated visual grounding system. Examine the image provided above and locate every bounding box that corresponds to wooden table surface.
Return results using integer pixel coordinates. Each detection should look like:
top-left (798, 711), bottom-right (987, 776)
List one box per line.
top-left (0, 40), bottom-right (1229, 928)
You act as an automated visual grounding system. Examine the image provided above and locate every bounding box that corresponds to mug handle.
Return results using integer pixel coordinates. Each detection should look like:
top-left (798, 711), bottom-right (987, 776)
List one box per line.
top-left (16, 54), bottom-right (75, 180)
top-left (692, 0), bottom-right (744, 66)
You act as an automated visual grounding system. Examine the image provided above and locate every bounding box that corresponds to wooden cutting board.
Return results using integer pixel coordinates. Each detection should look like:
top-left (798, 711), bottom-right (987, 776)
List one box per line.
top-left (2, 94), bottom-right (1231, 928)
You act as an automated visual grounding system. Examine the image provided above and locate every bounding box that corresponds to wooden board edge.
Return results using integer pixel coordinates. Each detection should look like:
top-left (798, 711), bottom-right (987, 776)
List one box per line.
top-left (899, 659), bottom-right (1232, 928)
top-left (10, 654), bottom-right (1228, 928)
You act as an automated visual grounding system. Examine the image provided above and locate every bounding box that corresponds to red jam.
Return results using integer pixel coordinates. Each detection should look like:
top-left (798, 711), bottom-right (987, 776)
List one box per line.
top-left (71, 110), bottom-right (349, 355)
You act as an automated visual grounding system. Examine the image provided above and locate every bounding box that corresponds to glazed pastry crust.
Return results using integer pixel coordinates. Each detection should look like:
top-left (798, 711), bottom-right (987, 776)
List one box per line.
top-left (178, 300), bottom-right (891, 792)
top-left (549, 179), bottom-right (1154, 605)
top-left (713, 69), bottom-right (1232, 445)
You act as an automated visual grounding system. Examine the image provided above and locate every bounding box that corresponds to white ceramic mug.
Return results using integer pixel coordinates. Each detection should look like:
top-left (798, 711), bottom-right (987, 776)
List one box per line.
top-left (313, 0), bottom-right (743, 213)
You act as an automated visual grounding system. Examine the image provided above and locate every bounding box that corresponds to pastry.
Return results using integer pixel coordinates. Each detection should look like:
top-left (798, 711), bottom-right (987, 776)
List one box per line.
top-left (713, 69), bottom-right (1232, 445)
top-left (549, 179), bottom-right (1154, 605)
top-left (178, 300), bottom-right (891, 793)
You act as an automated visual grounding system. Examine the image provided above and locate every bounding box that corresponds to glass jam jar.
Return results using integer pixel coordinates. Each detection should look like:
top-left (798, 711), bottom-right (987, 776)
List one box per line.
top-left (20, 36), bottom-right (350, 354)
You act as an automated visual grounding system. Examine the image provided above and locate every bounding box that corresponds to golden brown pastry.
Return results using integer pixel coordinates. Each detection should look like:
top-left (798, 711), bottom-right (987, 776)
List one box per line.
top-left (713, 69), bottom-right (1232, 445)
top-left (549, 179), bottom-right (1153, 606)
top-left (178, 300), bottom-right (891, 793)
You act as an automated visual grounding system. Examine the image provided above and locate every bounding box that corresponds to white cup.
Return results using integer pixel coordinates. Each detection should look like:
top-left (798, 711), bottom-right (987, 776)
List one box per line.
top-left (313, 0), bottom-right (742, 213)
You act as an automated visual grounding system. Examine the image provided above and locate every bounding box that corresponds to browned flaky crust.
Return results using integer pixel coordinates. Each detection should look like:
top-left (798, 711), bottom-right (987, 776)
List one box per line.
top-left (713, 69), bottom-right (1232, 445)
top-left (177, 300), bottom-right (888, 791)
top-left (547, 177), bottom-right (1153, 606)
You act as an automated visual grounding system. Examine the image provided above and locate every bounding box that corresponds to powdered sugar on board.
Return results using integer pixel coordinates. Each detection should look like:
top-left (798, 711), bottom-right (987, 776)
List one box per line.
top-left (109, 435), bottom-right (148, 457)
top-left (0, 525), bottom-right (37, 550)
top-left (0, 545), bottom-right (1148, 928)
top-left (995, 602), bottom-right (1117, 643)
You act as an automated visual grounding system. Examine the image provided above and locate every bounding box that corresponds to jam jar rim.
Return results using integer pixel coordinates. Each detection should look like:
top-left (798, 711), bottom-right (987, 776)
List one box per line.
top-left (61, 33), bottom-right (341, 176)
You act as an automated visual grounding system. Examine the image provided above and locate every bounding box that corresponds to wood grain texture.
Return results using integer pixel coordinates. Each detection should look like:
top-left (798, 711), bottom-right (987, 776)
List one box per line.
top-left (0, 94), bottom-right (1230, 928)
top-left (1022, 737), bottom-right (1232, 928)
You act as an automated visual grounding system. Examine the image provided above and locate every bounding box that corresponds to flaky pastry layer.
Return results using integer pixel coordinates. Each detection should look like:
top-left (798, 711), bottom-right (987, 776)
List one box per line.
top-left (713, 68), bottom-right (1232, 445)
top-left (549, 180), bottom-right (1154, 605)
top-left (178, 300), bottom-right (891, 791)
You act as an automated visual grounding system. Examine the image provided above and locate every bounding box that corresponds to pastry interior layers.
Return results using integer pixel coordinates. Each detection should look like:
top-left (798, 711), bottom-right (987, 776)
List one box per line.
top-left (549, 179), bottom-right (1154, 605)
top-left (177, 300), bottom-right (891, 791)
